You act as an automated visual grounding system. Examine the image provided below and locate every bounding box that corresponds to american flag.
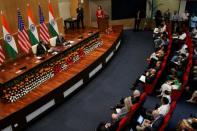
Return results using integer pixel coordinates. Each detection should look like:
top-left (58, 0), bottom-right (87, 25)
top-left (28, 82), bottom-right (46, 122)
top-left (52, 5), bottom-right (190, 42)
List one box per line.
top-left (0, 44), bottom-right (5, 65)
top-left (39, 5), bottom-right (50, 43)
top-left (17, 9), bottom-right (31, 54)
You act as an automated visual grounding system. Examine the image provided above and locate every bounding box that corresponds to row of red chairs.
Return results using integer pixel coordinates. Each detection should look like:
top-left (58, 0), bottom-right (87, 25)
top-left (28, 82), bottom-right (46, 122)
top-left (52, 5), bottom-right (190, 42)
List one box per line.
top-left (117, 28), bottom-right (174, 131)
top-left (116, 27), bottom-right (194, 131)
top-left (171, 33), bottom-right (193, 101)
top-left (116, 92), bottom-right (147, 131)
top-left (159, 32), bottom-right (193, 130)
top-left (145, 32), bottom-right (173, 94)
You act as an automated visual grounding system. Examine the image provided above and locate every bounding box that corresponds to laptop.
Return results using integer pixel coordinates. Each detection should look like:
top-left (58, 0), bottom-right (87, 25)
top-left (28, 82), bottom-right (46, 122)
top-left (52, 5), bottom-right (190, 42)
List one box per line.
top-left (137, 115), bottom-right (144, 125)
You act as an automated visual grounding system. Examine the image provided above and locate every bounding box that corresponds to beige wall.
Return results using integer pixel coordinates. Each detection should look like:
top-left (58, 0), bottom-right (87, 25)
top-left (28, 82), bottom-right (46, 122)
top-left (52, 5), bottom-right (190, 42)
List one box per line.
top-left (157, 0), bottom-right (180, 14)
top-left (70, 0), bottom-right (78, 17)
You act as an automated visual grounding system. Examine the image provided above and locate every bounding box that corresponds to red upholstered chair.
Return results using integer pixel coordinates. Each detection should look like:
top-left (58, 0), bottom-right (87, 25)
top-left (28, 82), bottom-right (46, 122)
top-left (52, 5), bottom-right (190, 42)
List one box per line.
top-left (158, 114), bottom-right (171, 131)
top-left (144, 84), bottom-right (153, 95)
top-left (116, 116), bottom-right (129, 131)
top-left (183, 75), bottom-right (189, 83)
top-left (171, 90), bottom-right (182, 101)
top-left (158, 102), bottom-right (176, 131)
top-left (161, 62), bottom-right (166, 69)
top-left (168, 101), bottom-right (177, 114)
top-left (156, 70), bottom-right (162, 79)
top-left (139, 92), bottom-right (147, 104)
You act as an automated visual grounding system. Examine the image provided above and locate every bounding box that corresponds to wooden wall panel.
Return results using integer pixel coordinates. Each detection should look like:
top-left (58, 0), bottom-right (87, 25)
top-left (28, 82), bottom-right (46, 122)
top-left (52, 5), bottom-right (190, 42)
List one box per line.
top-left (0, 0), bottom-right (60, 37)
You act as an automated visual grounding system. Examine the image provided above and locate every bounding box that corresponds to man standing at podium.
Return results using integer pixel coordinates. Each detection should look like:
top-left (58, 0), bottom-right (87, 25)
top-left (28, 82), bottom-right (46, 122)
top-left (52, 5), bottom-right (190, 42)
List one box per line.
top-left (76, 3), bottom-right (84, 29)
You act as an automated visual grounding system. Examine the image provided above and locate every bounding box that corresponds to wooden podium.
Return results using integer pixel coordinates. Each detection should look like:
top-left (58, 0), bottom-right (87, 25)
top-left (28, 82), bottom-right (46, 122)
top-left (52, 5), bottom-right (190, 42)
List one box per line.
top-left (97, 16), bottom-right (109, 32)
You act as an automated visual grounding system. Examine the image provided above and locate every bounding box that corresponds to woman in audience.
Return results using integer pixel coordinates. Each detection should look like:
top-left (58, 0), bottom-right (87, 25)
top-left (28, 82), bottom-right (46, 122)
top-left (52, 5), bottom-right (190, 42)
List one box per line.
top-left (147, 48), bottom-right (165, 68)
top-left (159, 77), bottom-right (182, 96)
top-left (112, 89), bottom-right (141, 109)
top-left (111, 90), bottom-right (141, 121)
top-left (177, 117), bottom-right (197, 131)
top-left (154, 32), bottom-right (169, 51)
top-left (187, 90), bottom-right (197, 103)
top-left (166, 68), bottom-right (178, 80)
top-left (96, 121), bottom-right (119, 131)
top-left (153, 61), bottom-right (162, 71)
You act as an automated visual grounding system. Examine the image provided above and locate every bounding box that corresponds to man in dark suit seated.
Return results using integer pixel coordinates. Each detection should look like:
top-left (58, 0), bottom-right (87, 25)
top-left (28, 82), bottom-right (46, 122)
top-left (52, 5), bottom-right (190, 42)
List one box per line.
top-left (36, 41), bottom-right (49, 56)
top-left (136, 110), bottom-right (164, 131)
top-left (145, 68), bottom-right (157, 84)
top-left (96, 121), bottom-right (119, 131)
top-left (56, 34), bottom-right (66, 46)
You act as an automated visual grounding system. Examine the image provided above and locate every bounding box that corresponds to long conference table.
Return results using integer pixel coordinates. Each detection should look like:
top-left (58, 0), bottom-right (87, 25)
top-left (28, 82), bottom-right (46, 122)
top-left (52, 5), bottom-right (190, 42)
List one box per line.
top-left (0, 25), bottom-right (123, 131)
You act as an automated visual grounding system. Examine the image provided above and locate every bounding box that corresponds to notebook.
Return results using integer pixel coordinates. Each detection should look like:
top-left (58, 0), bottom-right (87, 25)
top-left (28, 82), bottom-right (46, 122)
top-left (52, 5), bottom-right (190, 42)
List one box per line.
top-left (139, 75), bottom-right (146, 83)
top-left (137, 115), bottom-right (144, 125)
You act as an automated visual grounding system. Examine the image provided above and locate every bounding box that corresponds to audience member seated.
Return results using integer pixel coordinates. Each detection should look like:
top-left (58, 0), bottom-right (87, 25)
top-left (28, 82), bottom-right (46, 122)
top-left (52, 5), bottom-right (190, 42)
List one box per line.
top-left (136, 110), bottom-right (164, 131)
top-left (153, 22), bottom-right (167, 40)
top-left (159, 80), bottom-right (173, 95)
top-left (56, 34), bottom-right (66, 46)
top-left (187, 90), bottom-right (197, 103)
top-left (139, 68), bottom-right (157, 84)
top-left (172, 29), bottom-right (186, 50)
top-left (153, 61), bottom-right (162, 71)
top-left (170, 44), bottom-right (189, 68)
top-left (171, 53), bottom-right (187, 67)
top-left (36, 41), bottom-right (50, 56)
top-left (154, 97), bottom-right (170, 116)
top-left (111, 90), bottom-right (141, 121)
top-left (96, 121), bottom-right (119, 131)
top-left (147, 48), bottom-right (165, 68)
top-left (154, 32), bottom-right (169, 51)
top-left (177, 117), bottom-right (197, 131)
top-left (160, 22), bottom-right (167, 33)
top-left (157, 90), bottom-right (171, 104)
top-left (166, 68), bottom-right (179, 80)
top-left (159, 78), bottom-right (181, 96)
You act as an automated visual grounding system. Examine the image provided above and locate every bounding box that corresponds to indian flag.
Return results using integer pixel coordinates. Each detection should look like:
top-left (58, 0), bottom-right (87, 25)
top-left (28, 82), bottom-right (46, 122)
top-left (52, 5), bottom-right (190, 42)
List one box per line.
top-left (1, 11), bottom-right (18, 59)
top-left (48, 0), bottom-right (59, 37)
top-left (27, 4), bottom-right (39, 45)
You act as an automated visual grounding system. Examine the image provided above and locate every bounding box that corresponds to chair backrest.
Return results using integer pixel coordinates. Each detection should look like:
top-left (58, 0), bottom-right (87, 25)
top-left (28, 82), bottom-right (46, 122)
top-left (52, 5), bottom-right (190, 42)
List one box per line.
top-left (158, 114), bottom-right (171, 131)
top-left (116, 117), bottom-right (129, 131)
top-left (31, 44), bottom-right (38, 55)
top-left (49, 36), bottom-right (57, 47)
top-left (139, 92), bottom-right (147, 104)
top-left (168, 101), bottom-right (177, 114)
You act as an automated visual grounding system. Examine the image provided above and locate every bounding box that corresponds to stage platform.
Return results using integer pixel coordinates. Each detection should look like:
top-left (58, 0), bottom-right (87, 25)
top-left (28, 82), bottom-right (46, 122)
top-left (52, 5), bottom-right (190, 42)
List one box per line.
top-left (0, 25), bottom-right (123, 131)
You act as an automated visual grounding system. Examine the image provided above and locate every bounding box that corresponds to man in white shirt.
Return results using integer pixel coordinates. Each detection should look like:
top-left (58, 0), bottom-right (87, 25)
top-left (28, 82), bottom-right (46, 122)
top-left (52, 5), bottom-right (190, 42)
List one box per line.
top-left (160, 81), bottom-right (173, 96)
top-left (179, 32), bottom-right (187, 40)
top-left (155, 97), bottom-right (170, 116)
top-left (181, 10), bottom-right (189, 21)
